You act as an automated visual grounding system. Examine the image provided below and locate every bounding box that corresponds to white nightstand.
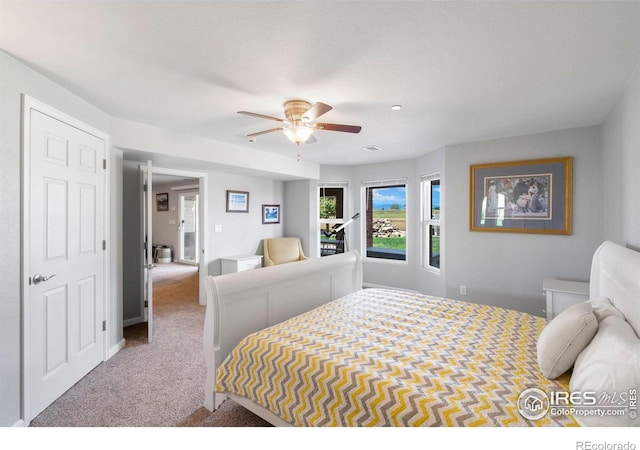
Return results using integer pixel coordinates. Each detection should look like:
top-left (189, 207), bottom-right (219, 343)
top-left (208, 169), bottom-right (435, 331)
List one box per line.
top-left (220, 254), bottom-right (263, 274)
top-left (542, 279), bottom-right (590, 320)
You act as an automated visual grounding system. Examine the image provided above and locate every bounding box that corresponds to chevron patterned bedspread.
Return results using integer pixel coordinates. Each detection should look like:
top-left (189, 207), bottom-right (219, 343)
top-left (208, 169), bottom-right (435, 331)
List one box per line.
top-left (215, 288), bottom-right (577, 426)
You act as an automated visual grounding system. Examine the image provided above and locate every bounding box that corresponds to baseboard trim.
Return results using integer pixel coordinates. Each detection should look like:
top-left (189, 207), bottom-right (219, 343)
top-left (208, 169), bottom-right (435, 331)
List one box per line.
top-left (362, 282), bottom-right (419, 293)
top-left (108, 339), bottom-right (126, 359)
top-left (11, 419), bottom-right (26, 427)
top-left (123, 316), bottom-right (143, 327)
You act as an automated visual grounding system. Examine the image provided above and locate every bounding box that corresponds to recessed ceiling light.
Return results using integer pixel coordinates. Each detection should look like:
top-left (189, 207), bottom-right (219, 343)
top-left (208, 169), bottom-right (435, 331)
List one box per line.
top-left (363, 145), bottom-right (384, 152)
top-left (391, 105), bottom-right (402, 111)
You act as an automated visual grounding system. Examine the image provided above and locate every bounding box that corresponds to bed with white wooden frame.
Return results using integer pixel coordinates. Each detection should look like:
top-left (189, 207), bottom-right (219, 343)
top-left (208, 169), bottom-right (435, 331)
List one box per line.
top-left (203, 250), bottom-right (363, 425)
top-left (203, 242), bottom-right (640, 426)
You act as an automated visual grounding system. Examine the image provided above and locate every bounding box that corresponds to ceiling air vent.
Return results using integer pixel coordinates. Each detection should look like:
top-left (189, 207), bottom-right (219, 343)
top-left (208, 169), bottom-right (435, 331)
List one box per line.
top-left (362, 145), bottom-right (384, 152)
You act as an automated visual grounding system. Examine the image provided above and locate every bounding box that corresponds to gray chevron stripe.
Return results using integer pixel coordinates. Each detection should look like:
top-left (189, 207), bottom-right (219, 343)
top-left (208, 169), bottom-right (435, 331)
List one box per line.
top-left (215, 288), bottom-right (578, 427)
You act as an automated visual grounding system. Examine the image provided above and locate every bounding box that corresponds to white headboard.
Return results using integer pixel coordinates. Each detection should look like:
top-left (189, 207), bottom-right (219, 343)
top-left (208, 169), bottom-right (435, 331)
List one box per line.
top-left (203, 250), bottom-right (363, 411)
top-left (590, 240), bottom-right (640, 335)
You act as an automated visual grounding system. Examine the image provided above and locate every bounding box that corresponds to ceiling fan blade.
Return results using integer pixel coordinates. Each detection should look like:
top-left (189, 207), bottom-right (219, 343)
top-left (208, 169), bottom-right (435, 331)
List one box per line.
top-left (306, 134), bottom-right (318, 144)
top-left (302, 102), bottom-right (332, 120)
top-left (238, 111), bottom-right (286, 122)
top-left (247, 127), bottom-right (283, 138)
top-left (314, 123), bottom-right (362, 133)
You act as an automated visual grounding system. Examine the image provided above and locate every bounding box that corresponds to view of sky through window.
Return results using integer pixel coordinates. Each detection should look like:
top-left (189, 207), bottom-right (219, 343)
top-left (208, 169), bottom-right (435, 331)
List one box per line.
top-left (372, 187), bottom-right (406, 210)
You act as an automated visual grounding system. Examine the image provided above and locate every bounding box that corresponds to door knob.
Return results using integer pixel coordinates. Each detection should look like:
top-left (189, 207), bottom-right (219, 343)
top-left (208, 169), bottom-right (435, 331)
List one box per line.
top-left (32, 274), bottom-right (56, 285)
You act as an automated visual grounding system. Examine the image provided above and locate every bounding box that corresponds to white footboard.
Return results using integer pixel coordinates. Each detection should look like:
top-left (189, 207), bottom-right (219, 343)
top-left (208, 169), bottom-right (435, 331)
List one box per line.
top-left (203, 251), bottom-right (363, 411)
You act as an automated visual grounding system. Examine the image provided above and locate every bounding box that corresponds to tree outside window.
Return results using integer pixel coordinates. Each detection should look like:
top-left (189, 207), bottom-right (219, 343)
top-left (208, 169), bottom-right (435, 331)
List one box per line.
top-left (319, 185), bottom-right (346, 256)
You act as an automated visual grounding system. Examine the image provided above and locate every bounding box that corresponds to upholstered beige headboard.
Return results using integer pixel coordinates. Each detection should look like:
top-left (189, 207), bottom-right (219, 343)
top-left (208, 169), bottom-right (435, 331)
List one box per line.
top-left (589, 240), bottom-right (640, 336)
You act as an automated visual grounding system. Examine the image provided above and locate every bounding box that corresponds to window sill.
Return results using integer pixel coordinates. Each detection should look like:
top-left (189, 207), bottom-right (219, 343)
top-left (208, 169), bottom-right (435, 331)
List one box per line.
top-left (420, 266), bottom-right (441, 275)
top-left (364, 247), bottom-right (408, 265)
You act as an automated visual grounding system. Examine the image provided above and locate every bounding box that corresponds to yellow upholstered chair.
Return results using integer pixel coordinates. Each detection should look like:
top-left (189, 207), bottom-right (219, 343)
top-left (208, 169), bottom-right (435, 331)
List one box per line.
top-left (262, 237), bottom-right (307, 267)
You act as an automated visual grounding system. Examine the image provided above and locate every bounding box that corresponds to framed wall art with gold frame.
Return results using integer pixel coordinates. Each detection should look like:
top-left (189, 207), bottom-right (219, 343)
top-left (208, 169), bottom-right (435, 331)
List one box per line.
top-left (470, 157), bottom-right (572, 235)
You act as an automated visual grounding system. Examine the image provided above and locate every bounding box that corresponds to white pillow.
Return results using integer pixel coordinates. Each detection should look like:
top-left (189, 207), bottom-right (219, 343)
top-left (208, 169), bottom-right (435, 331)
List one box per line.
top-left (569, 315), bottom-right (640, 426)
top-left (537, 302), bottom-right (598, 379)
top-left (589, 296), bottom-right (625, 322)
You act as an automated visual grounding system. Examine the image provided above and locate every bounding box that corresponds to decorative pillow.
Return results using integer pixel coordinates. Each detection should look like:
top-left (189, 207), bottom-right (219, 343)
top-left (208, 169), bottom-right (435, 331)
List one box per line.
top-left (589, 296), bottom-right (625, 322)
top-left (569, 315), bottom-right (640, 426)
top-left (537, 302), bottom-right (598, 379)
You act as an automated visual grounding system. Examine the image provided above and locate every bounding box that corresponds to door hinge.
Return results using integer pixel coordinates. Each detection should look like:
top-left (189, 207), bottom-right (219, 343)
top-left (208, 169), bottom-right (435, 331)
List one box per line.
top-left (102, 240), bottom-right (106, 251)
top-left (103, 159), bottom-right (107, 170)
top-left (144, 301), bottom-right (148, 307)
top-left (143, 184), bottom-right (147, 192)
top-left (102, 320), bottom-right (106, 331)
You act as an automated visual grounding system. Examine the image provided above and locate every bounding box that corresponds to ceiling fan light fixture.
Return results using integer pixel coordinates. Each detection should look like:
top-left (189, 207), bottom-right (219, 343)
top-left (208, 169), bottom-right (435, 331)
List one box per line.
top-left (238, 100), bottom-right (360, 161)
top-left (283, 124), bottom-right (314, 144)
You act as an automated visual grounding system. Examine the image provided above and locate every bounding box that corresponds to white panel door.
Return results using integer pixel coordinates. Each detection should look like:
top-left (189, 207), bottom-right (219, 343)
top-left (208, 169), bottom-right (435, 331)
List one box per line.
top-left (28, 109), bottom-right (105, 419)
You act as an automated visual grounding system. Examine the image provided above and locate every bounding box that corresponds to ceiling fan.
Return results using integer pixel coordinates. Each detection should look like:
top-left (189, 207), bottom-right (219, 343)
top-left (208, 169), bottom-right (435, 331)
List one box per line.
top-left (238, 100), bottom-right (362, 159)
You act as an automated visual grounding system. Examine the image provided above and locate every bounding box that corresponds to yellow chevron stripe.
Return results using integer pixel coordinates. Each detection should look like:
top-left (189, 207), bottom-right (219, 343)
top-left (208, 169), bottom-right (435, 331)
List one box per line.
top-left (215, 288), bottom-right (578, 427)
top-left (307, 358), bottom-right (340, 426)
top-left (387, 387), bottom-right (413, 426)
top-left (367, 378), bottom-right (394, 425)
top-left (290, 342), bottom-right (325, 421)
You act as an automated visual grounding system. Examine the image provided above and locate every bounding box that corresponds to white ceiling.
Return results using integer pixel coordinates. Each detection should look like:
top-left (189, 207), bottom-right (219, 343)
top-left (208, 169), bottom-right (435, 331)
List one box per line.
top-left (2, 1), bottom-right (640, 166)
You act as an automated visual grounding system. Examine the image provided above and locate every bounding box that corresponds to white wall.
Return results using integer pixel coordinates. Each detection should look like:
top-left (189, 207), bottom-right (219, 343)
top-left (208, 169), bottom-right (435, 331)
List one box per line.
top-left (602, 65), bottom-right (640, 249)
top-left (0, 50), bottom-right (113, 426)
top-left (444, 126), bottom-right (603, 316)
top-left (121, 161), bottom-right (144, 324)
top-left (283, 180), bottom-right (319, 258)
top-left (208, 172), bottom-right (285, 272)
top-left (112, 118), bottom-right (319, 181)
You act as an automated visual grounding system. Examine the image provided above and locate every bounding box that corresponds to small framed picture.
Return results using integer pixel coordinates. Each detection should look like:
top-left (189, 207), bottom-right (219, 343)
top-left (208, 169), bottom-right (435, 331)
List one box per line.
top-left (156, 193), bottom-right (169, 211)
top-left (226, 190), bottom-right (249, 213)
top-left (262, 204), bottom-right (280, 224)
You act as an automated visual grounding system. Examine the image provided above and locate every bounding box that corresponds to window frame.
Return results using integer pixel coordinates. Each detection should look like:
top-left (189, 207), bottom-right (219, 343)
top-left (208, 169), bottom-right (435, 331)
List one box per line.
top-left (318, 182), bottom-right (348, 256)
top-left (360, 178), bottom-right (408, 264)
top-left (421, 171), bottom-right (441, 273)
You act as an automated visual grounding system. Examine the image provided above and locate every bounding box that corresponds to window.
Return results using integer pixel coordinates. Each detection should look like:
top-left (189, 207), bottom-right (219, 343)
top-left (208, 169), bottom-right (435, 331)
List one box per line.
top-left (319, 183), bottom-right (347, 256)
top-left (362, 179), bottom-right (407, 261)
top-left (421, 172), bottom-right (441, 271)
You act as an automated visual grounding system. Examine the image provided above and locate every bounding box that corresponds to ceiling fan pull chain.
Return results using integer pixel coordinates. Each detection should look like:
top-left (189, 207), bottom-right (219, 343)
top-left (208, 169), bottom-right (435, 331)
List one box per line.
top-left (296, 146), bottom-right (301, 161)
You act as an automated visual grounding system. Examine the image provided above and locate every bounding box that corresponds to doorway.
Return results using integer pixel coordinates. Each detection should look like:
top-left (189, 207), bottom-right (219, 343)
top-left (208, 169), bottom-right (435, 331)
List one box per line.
top-left (177, 191), bottom-right (199, 265)
top-left (150, 174), bottom-right (201, 312)
top-left (121, 163), bottom-right (207, 344)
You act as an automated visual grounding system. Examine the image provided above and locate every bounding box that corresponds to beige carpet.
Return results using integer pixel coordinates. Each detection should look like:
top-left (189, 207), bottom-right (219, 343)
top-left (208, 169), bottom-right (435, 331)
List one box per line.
top-left (29, 263), bottom-right (271, 427)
